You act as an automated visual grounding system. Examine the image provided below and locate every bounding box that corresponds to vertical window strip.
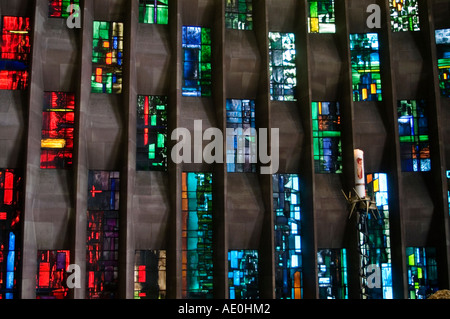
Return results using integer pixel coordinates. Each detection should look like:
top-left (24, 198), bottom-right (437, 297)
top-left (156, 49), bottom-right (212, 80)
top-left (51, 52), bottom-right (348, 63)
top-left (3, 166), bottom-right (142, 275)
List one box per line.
top-left (40, 92), bottom-right (75, 170)
top-left (317, 248), bottom-right (348, 299)
top-left (269, 32), bottom-right (297, 101)
top-left (312, 102), bottom-right (342, 173)
top-left (182, 26), bottom-right (212, 97)
top-left (86, 171), bottom-right (120, 299)
top-left (308, 0), bottom-right (336, 33)
top-left (139, 0), bottom-right (169, 24)
top-left (350, 33), bottom-right (382, 102)
top-left (406, 247), bottom-right (439, 299)
top-left (228, 250), bottom-right (259, 299)
top-left (36, 250), bottom-right (70, 299)
top-left (390, 0), bottom-right (420, 32)
top-left (435, 28), bottom-right (450, 98)
top-left (134, 250), bottom-right (166, 299)
top-left (136, 95), bottom-right (168, 171)
top-left (273, 174), bottom-right (302, 299)
top-left (225, 0), bottom-right (253, 30)
top-left (0, 169), bottom-right (22, 300)
top-left (181, 172), bottom-right (213, 298)
top-left (91, 21), bottom-right (124, 94)
top-left (48, 0), bottom-right (80, 18)
top-left (397, 99), bottom-right (430, 172)
top-left (0, 16), bottom-right (31, 90)
top-left (226, 99), bottom-right (256, 173)
top-left (365, 173), bottom-right (393, 299)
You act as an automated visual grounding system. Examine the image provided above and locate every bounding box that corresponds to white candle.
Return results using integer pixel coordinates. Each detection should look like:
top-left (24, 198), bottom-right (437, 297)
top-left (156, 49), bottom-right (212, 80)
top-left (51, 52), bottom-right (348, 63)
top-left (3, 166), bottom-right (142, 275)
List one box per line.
top-left (354, 149), bottom-right (365, 198)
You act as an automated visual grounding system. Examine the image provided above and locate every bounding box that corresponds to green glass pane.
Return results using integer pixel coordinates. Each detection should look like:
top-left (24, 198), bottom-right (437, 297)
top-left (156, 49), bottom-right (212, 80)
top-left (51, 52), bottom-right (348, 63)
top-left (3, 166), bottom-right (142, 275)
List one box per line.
top-left (157, 7), bottom-right (169, 24)
top-left (157, 133), bottom-right (165, 148)
top-left (201, 45), bottom-right (211, 62)
top-left (321, 131), bottom-right (341, 137)
top-left (310, 1), bottom-right (318, 18)
top-left (200, 63), bottom-right (211, 79)
top-left (93, 21), bottom-right (100, 38)
top-left (201, 28), bottom-right (211, 45)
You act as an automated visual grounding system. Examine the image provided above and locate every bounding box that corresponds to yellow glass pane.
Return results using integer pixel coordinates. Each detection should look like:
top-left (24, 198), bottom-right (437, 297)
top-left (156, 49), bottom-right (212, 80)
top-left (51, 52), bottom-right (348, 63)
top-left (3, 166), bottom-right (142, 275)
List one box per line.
top-left (41, 139), bottom-right (66, 149)
top-left (310, 18), bottom-right (319, 33)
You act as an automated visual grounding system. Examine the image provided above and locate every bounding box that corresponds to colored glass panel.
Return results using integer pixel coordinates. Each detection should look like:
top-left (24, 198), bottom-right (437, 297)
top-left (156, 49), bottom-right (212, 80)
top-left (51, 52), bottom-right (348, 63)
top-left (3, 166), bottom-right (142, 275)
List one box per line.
top-left (308, 0), bottom-right (335, 33)
top-left (139, 0), bottom-right (169, 24)
top-left (0, 169), bottom-right (22, 299)
top-left (317, 249), bottom-right (348, 299)
top-left (390, 0), bottom-right (420, 32)
top-left (226, 99), bottom-right (256, 173)
top-left (269, 32), bottom-right (297, 101)
top-left (48, 0), bottom-right (80, 18)
top-left (182, 26), bottom-right (211, 97)
top-left (228, 250), bottom-right (259, 299)
top-left (273, 174), bottom-right (302, 299)
top-left (398, 100), bottom-right (430, 172)
top-left (406, 247), bottom-right (439, 299)
top-left (181, 172), bottom-right (213, 298)
top-left (40, 92), bottom-right (75, 169)
top-left (137, 95), bottom-right (168, 171)
top-left (134, 250), bottom-right (166, 299)
top-left (350, 33), bottom-right (382, 102)
top-left (86, 171), bottom-right (120, 299)
top-left (225, 0), bottom-right (253, 30)
top-left (91, 21), bottom-right (123, 94)
top-left (435, 28), bottom-right (450, 98)
top-left (0, 16), bottom-right (31, 90)
top-left (36, 250), bottom-right (70, 299)
top-left (312, 101), bottom-right (342, 173)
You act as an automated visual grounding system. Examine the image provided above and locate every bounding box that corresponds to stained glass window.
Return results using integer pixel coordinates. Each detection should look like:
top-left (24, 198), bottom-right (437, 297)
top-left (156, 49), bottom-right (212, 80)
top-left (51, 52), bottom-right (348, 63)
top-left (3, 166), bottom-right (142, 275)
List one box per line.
top-left (390, 0), bottom-right (420, 32)
top-left (447, 170), bottom-right (450, 216)
top-left (364, 173), bottom-right (393, 299)
top-left (226, 99), bottom-right (256, 173)
top-left (40, 92), bottom-right (75, 169)
top-left (273, 174), bottom-right (302, 299)
top-left (350, 33), bottom-right (382, 102)
top-left (0, 16), bottom-right (31, 90)
top-left (269, 32), bottom-right (297, 101)
top-left (0, 169), bottom-right (22, 299)
top-left (86, 171), bottom-right (120, 299)
top-left (181, 172), bottom-right (213, 298)
top-left (308, 0), bottom-right (336, 33)
top-left (182, 26), bottom-right (212, 97)
top-left (225, 0), bottom-right (253, 30)
top-left (134, 250), bottom-right (166, 299)
top-left (228, 250), bottom-right (259, 299)
top-left (137, 95), bottom-right (168, 171)
top-left (312, 102), bottom-right (342, 173)
top-left (139, 0), bottom-right (169, 24)
top-left (36, 250), bottom-right (70, 299)
top-left (48, 0), bottom-right (79, 18)
top-left (398, 100), bottom-right (430, 172)
top-left (91, 21), bottom-right (123, 94)
top-left (406, 247), bottom-right (439, 299)
top-left (435, 28), bottom-right (450, 98)
top-left (317, 249), bottom-right (348, 299)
